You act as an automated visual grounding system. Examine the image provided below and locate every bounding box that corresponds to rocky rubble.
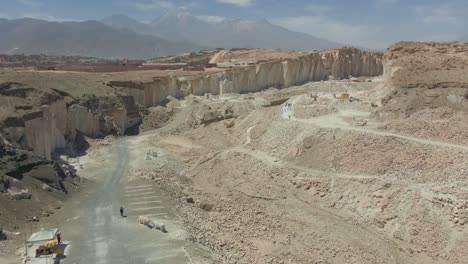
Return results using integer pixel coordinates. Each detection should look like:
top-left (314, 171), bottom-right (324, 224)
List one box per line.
top-left (384, 42), bottom-right (468, 89)
top-left (0, 143), bottom-right (78, 197)
top-left (140, 106), bottom-right (177, 131)
top-left (141, 77), bottom-right (468, 263)
top-left (377, 107), bottom-right (468, 145)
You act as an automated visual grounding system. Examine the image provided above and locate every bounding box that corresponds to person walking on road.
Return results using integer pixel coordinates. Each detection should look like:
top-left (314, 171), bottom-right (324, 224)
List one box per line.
top-left (56, 231), bottom-right (61, 244)
top-left (120, 206), bottom-right (124, 217)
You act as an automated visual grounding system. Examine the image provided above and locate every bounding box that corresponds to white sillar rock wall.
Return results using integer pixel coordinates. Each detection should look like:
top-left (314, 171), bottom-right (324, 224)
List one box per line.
top-left (111, 77), bottom-right (191, 107)
top-left (22, 97), bottom-right (135, 159)
top-left (115, 50), bottom-right (384, 108)
top-left (320, 48), bottom-right (383, 80)
top-left (24, 100), bottom-right (68, 160)
top-left (112, 53), bottom-right (329, 107)
top-left (191, 73), bottom-right (221, 95)
top-left (68, 104), bottom-right (101, 139)
top-left (188, 53), bottom-right (328, 98)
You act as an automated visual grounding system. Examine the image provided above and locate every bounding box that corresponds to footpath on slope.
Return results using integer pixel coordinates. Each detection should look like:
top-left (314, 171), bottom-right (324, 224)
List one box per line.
top-left (284, 96), bottom-right (468, 152)
top-left (156, 106), bottom-right (442, 264)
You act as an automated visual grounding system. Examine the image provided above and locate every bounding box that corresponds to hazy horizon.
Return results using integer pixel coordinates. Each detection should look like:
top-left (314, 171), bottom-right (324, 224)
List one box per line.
top-left (1, 0), bottom-right (467, 50)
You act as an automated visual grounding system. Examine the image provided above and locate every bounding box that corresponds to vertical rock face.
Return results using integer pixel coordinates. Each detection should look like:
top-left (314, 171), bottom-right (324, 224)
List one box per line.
top-left (283, 53), bottom-right (328, 87)
top-left (320, 48), bottom-right (383, 79)
top-left (24, 100), bottom-right (68, 159)
top-left (256, 60), bottom-right (284, 90)
top-left (114, 53), bottom-right (329, 103)
top-left (79, 95), bottom-right (140, 136)
top-left (190, 73), bottom-right (222, 96)
top-left (221, 66), bottom-right (257, 94)
top-left (68, 104), bottom-right (101, 138)
top-left (112, 49), bottom-right (381, 107)
top-left (5, 92), bottom-right (140, 159)
top-left (143, 77), bottom-right (179, 107)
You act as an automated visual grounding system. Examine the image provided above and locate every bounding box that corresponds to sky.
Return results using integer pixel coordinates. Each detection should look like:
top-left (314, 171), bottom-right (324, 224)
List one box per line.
top-left (0, 0), bottom-right (467, 49)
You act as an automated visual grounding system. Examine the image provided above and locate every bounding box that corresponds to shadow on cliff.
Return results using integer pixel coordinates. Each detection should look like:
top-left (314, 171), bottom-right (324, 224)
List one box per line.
top-left (124, 120), bottom-right (142, 136)
top-left (59, 131), bottom-right (91, 158)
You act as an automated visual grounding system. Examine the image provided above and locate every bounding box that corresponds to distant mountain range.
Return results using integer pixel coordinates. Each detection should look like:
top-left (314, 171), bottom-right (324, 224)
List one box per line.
top-left (102, 12), bottom-right (342, 51)
top-left (0, 18), bottom-right (201, 59)
top-left (0, 13), bottom-right (344, 59)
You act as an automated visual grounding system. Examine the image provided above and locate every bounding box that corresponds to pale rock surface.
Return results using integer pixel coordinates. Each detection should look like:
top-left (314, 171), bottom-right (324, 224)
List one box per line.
top-left (384, 42), bottom-right (468, 89)
top-left (321, 48), bottom-right (383, 79)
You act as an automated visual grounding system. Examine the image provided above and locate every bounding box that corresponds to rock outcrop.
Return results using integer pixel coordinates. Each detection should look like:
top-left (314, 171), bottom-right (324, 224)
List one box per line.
top-left (320, 48), bottom-right (383, 79)
top-left (78, 95), bottom-right (141, 136)
top-left (377, 42), bottom-right (468, 118)
top-left (0, 143), bottom-right (78, 195)
top-left (383, 42), bottom-right (468, 89)
top-left (195, 53), bottom-right (329, 94)
top-left (112, 53), bottom-right (329, 107)
top-left (24, 101), bottom-right (67, 159)
top-left (109, 77), bottom-right (191, 108)
top-left (0, 82), bottom-right (141, 159)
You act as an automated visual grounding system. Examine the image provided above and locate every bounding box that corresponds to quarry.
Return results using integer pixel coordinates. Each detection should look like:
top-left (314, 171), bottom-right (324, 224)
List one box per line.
top-left (0, 43), bottom-right (467, 264)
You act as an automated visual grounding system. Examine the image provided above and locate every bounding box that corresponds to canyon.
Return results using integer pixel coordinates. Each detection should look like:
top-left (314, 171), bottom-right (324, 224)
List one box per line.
top-left (1, 42), bottom-right (467, 264)
top-left (0, 48), bottom-right (383, 160)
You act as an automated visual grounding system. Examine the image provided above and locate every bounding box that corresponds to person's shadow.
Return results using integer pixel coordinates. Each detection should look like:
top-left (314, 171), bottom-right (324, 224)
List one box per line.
top-left (54, 242), bottom-right (69, 263)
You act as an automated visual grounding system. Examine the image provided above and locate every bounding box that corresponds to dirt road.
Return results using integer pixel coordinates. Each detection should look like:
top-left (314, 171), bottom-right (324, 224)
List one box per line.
top-left (61, 139), bottom-right (212, 264)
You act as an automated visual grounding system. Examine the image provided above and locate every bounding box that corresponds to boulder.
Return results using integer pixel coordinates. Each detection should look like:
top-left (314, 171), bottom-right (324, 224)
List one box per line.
top-left (7, 187), bottom-right (32, 200)
top-left (42, 183), bottom-right (54, 192)
top-left (26, 164), bottom-right (63, 190)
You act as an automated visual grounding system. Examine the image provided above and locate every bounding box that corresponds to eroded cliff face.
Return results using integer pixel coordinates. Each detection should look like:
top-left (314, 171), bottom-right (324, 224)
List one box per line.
top-left (24, 101), bottom-right (67, 159)
top-left (321, 48), bottom-right (383, 80)
top-left (109, 76), bottom-right (192, 107)
top-left (0, 82), bottom-right (141, 159)
top-left (113, 53), bottom-right (329, 106)
top-left (112, 49), bottom-right (382, 109)
top-left (78, 95), bottom-right (140, 136)
top-left (377, 42), bottom-right (468, 118)
top-left (198, 53), bottom-right (328, 95)
top-left (1, 48), bottom-right (385, 158)
top-left (68, 104), bottom-right (100, 138)
top-left (384, 42), bottom-right (468, 89)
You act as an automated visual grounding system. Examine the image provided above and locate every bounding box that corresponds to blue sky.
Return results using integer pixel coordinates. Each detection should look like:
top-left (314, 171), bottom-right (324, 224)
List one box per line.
top-left (1, 0), bottom-right (467, 49)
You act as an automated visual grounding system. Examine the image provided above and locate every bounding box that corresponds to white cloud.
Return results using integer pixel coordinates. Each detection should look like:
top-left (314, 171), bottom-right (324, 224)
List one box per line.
top-left (416, 5), bottom-right (461, 25)
top-left (15, 0), bottom-right (42, 8)
top-left (423, 14), bottom-right (459, 25)
top-left (131, 0), bottom-right (176, 11)
top-left (19, 13), bottom-right (79, 22)
top-left (197, 15), bottom-right (226, 24)
top-left (271, 15), bottom-right (386, 49)
top-left (217, 0), bottom-right (253, 8)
